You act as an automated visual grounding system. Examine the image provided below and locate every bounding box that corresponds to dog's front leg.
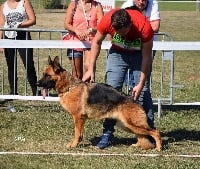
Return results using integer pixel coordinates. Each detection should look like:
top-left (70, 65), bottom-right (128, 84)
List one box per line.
top-left (66, 114), bottom-right (86, 148)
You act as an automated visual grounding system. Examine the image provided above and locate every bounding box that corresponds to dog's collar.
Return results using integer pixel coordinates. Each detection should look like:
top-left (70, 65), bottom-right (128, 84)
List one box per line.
top-left (58, 85), bottom-right (77, 97)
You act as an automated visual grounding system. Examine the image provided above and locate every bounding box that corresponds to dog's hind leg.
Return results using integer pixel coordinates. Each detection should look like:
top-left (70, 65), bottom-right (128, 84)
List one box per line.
top-left (132, 135), bottom-right (155, 150)
top-left (66, 114), bottom-right (86, 148)
top-left (125, 124), bottom-right (162, 151)
top-left (151, 130), bottom-right (162, 151)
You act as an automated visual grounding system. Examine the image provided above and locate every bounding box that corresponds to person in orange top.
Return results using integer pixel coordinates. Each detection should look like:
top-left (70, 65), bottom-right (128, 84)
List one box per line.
top-left (64, 0), bottom-right (103, 79)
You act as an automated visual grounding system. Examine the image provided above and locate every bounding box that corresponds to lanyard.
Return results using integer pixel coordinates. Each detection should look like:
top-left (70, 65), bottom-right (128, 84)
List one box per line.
top-left (80, 0), bottom-right (91, 28)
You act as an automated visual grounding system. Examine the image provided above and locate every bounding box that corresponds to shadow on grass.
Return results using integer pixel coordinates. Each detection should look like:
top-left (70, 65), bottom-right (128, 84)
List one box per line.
top-left (88, 129), bottom-right (200, 150)
top-left (153, 104), bottom-right (200, 112)
top-left (0, 99), bottom-right (10, 105)
top-left (161, 129), bottom-right (200, 149)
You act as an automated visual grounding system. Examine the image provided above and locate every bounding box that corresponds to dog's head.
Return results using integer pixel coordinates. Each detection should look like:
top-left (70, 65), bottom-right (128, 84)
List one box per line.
top-left (37, 56), bottom-right (65, 98)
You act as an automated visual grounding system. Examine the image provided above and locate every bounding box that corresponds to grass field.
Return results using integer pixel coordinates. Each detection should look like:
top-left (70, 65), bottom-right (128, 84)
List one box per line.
top-left (0, 7), bottom-right (200, 169)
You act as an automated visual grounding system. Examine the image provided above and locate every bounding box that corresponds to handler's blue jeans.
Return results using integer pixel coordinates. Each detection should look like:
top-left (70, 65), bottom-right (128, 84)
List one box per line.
top-left (103, 47), bottom-right (154, 134)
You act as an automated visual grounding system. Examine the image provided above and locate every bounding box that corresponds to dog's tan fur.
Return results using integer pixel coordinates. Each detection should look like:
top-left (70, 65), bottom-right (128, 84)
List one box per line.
top-left (37, 56), bottom-right (162, 151)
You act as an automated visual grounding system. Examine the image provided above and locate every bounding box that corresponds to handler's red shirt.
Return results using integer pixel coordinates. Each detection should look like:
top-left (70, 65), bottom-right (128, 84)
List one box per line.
top-left (97, 8), bottom-right (154, 51)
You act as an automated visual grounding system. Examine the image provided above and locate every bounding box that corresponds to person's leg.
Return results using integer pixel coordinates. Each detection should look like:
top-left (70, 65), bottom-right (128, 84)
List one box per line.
top-left (129, 51), bottom-right (155, 146)
top-left (129, 51), bottom-right (155, 129)
top-left (17, 32), bottom-right (37, 95)
top-left (83, 49), bottom-right (90, 73)
top-left (71, 57), bottom-right (83, 79)
top-left (132, 70), bottom-right (154, 128)
top-left (18, 47), bottom-right (37, 95)
top-left (127, 50), bottom-right (155, 95)
top-left (67, 49), bottom-right (83, 79)
top-left (4, 48), bottom-right (18, 94)
top-left (97, 48), bottom-right (129, 149)
top-left (124, 69), bottom-right (134, 95)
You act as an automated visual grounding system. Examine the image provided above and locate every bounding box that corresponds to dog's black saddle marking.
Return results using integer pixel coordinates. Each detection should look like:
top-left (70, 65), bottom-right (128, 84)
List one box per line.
top-left (87, 83), bottom-right (130, 105)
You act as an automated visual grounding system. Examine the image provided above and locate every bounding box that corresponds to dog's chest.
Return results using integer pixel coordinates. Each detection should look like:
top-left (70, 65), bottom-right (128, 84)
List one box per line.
top-left (59, 86), bottom-right (85, 115)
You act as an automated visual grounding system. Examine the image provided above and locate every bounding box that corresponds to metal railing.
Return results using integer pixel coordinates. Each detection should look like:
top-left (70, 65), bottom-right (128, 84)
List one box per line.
top-left (0, 28), bottom-right (69, 96)
top-left (0, 28), bottom-right (199, 117)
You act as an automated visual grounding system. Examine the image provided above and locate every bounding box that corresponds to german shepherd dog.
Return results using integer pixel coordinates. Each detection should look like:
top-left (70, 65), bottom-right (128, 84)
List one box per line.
top-left (37, 56), bottom-right (162, 151)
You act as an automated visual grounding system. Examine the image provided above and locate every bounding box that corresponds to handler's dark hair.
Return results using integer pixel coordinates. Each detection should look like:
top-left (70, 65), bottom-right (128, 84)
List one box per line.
top-left (111, 9), bottom-right (131, 30)
top-left (125, 5), bottom-right (141, 12)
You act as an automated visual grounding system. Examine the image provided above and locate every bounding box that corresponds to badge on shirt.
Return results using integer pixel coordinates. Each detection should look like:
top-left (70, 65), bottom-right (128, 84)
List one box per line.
top-left (112, 33), bottom-right (141, 50)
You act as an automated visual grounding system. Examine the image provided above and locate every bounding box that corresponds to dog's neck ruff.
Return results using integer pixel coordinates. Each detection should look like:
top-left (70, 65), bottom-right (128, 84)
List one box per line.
top-left (57, 71), bottom-right (82, 97)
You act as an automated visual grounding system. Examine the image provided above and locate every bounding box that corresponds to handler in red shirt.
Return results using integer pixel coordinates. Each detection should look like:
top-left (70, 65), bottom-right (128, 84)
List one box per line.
top-left (82, 8), bottom-right (154, 149)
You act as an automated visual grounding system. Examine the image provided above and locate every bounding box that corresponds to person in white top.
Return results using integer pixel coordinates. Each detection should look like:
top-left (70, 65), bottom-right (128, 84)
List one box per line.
top-left (0, 0), bottom-right (38, 96)
top-left (121, 0), bottom-right (160, 33)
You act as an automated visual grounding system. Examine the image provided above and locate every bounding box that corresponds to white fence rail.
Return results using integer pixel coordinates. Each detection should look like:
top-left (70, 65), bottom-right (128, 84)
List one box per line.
top-left (1, 39), bottom-right (200, 51)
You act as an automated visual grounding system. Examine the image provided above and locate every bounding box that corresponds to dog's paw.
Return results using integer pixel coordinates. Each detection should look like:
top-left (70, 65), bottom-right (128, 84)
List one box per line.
top-left (131, 142), bottom-right (139, 147)
top-left (136, 137), bottom-right (155, 150)
top-left (155, 145), bottom-right (162, 151)
top-left (155, 147), bottom-right (161, 151)
top-left (66, 141), bottom-right (78, 148)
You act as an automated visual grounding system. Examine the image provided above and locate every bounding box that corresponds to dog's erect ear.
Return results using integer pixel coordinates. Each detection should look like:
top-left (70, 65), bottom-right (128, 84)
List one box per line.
top-left (54, 56), bottom-right (60, 65)
top-left (48, 56), bottom-right (53, 65)
top-left (53, 56), bottom-right (61, 73)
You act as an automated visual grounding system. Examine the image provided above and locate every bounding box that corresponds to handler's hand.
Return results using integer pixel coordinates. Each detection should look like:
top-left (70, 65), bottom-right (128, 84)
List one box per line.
top-left (132, 83), bottom-right (143, 101)
top-left (75, 29), bottom-right (88, 41)
top-left (82, 70), bottom-right (95, 83)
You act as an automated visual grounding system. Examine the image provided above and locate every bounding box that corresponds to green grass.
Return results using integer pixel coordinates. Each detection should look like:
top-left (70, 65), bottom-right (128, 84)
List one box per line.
top-left (115, 0), bottom-right (199, 11)
top-left (0, 9), bottom-right (200, 169)
top-left (1, 155), bottom-right (198, 169)
top-left (159, 2), bottom-right (197, 11)
top-left (0, 101), bottom-right (199, 168)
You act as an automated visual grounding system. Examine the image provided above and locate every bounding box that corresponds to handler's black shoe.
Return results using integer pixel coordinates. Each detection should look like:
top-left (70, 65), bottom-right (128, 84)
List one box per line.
top-left (96, 133), bottom-right (114, 149)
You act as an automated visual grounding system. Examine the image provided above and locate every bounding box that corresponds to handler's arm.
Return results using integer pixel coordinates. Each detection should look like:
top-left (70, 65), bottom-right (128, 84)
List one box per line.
top-left (19, 0), bottom-right (36, 27)
top-left (64, 1), bottom-right (75, 32)
top-left (150, 20), bottom-right (160, 33)
top-left (141, 39), bottom-right (153, 85)
top-left (82, 31), bottom-right (106, 82)
top-left (150, 0), bottom-right (160, 33)
top-left (132, 39), bottom-right (153, 100)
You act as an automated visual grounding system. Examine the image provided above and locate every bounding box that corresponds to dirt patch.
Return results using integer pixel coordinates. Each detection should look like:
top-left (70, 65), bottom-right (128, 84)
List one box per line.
top-left (33, 12), bottom-right (66, 30)
top-left (33, 11), bottom-right (200, 41)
